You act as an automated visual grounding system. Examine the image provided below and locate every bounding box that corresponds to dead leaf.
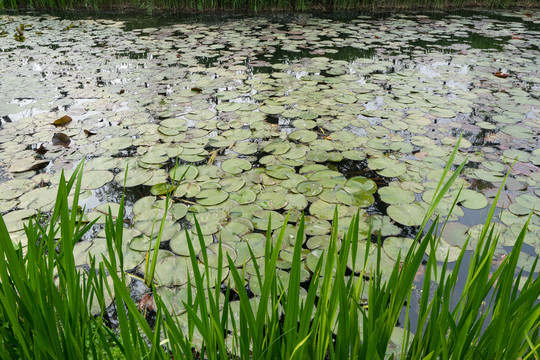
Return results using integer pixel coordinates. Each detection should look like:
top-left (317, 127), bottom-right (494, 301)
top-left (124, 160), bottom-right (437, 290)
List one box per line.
top-left (52, 132), bottom-right (71, 147)
top-left (84, 129), bottom-right (96, 137)
top-left (35, 143), bottom-right (48, 154)
top-left (52, 115), bottom-right (72, 126)
top-left (494, 71), bottom-right (509, 79)
top-left (138, 293), bottom-right (155, 312)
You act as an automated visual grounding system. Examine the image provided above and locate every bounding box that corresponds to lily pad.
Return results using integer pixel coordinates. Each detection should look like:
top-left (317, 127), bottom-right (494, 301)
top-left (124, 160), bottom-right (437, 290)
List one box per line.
top-left (387, 203), bottom-right (426, 227)
top-left (221, 158), bottom-right (251, 174)
top-left (196, 189), bottom-right (229, 206)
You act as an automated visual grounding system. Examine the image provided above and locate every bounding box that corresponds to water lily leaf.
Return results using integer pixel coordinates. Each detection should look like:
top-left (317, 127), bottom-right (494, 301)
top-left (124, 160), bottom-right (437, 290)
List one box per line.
top-left (441, 222), bottom-right (469, 248)
top-left (310, 200), bottom-right (348, 220)
top-left (0, 179), bottom-right (35, 200)
top-left (153, 252), bottom-right (190, 287)
top-left (151, 183), bottom-right (176, 196)
top-left (387, 203), bottom-right (426, 226)
top-left (202, 243), bottom-right (236, 268)
top-left (221, 158), bottom-right (251, 174)
top-left (156, 287), bottom-right (192, 315)
top-left (8, 157), bottom-right (49, 173)
top-left (229, 188), bottom-right (256, 204)
top-left (515, 194), bottom-right (540, 210)
top-left (115, 168), bottom-right (152, 187)
top-left (216, 102), bottom-right (241, 112)
top-left (196, 189), bottom-right (228, 206)
top-left (220, 177), bottom-right (245, 192)
top-left (263, 141), bottom-right (290, 155)
top-left (289, 130), bottom-right (318, 142)
top-left (501, 125), bottom-right (535, 139)
top-left (450, 189), bottom-right (488, 210)
top-left (266, 164), bottom-right (295, 179)
top-left (304, 216), bottom-right (332, 236)
top-left (474, 169), bottom-right (505, 183)
top-left (430, 108), bottom-right (456, 118)
top-left (169, 165), bottom-right (198, 181)
top-left (342, 150), bottom-right (366, 161)
top-left (233, 142), bottom-right (258, 155)
top-left (346, 176), bottom-right (377, 194)
top-left (81, 170), bottom-right (114, 190)
top-left (368, 215), bottom-right (401, 237)
top-left (426, 239), bottom-right (462, 262)
top-left (259, 105), bottom-right (284, 115)
top-left (252, 210), bottom-right (284, 230)
top-left (52, 132), bottom-right (71, 147)
top-left (170, 231), bottom-right (212, 256)
top-left (297, 181), bottom-right (323, 196)
top-left (256, 191), bottom-right (288, 210)
top-left (383, 237), bottom-right (415, 261)
top-left (186, 109), bottom-right (215, 121)
top-left (368, 157), bottom-right (406, 177)
top-left (52, 115), bottom-right (72, 126)
top-left (378, 186), bottom-right (415, 205)
top-left (174, 182), bottom-right (201, 198)
top-left (334, 94), bottom-right (357, 104)
top-left (335, 188), bottom-right (374, 207)
top-left (284, 193), bottom-right (308, 211)
top-left (167, 204), bottom-right (187, 221)
top-left (101, 136), bottom-right (132, 150)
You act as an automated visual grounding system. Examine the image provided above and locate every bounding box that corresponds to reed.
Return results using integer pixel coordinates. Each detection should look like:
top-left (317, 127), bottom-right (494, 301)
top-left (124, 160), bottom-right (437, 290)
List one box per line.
top-left (1, 0), bottom-right (534, 12)
top-left (0, 142), bottom-right (538, 359)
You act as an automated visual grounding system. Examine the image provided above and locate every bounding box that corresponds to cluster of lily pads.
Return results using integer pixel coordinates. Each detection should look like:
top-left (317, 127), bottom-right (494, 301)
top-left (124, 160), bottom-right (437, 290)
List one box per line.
top-left (0, 11), bottom-right (539, 313)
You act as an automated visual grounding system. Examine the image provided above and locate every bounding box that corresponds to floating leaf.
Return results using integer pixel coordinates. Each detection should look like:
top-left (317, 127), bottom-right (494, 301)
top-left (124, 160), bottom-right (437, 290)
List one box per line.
top-left (221, 158), bottom-right (251, 174)
top-left (387, 203), bottom-right (426, 227)
top-left (52, 115), bottom-right (72, 126)
top-left (52, 132), bottom-right (71, 147)
top-left (196, 189), bottom-right (228, 206)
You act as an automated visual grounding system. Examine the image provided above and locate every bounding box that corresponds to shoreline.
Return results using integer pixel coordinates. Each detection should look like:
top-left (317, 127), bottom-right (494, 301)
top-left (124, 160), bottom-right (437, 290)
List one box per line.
top-left (2, 1), bottom-right (539, 15)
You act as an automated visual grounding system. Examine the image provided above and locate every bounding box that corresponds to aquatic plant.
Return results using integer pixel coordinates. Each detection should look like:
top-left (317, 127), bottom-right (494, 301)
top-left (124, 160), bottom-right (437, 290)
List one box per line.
top-left (0, 144), bottom-right (538, 359)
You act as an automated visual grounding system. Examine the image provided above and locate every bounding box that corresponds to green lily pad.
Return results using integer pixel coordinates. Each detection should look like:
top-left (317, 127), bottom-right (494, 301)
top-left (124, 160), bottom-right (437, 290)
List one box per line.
top-left (335, 188), bottom-right (374, 207)
top-left (259, 105), bottom-right (284, 115)
top-left (169, 165), bottom-right (198, 181)
top-left (221, 158), bottom-right (251, 174)
top-left (297, 181), bottom-right (323, 196)
top-left (450, 189), bottom-right (488, 210)
top-left (196, 189), bottom-right (229, 206)
top-left (387, 203), bottom-right (426, 226)
top-left (368, 157), bottom-right (407, 178)
top-left (346, 176), bottom-right (377, 194)
top-left (378, 186), bottom-right (415, 205)
top-left (115, 168), bottom-right (152, 187)
top-left (383, 237), bottom-right (415, 261)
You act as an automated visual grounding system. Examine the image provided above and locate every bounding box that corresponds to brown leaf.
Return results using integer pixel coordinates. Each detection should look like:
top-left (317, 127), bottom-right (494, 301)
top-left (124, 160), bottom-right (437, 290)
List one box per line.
top-left (138, 293), bottom-right (155, 312)
top-left (84, 129), bottom-right (96, 137)
top-left (493, 71), bottom-right (509, 79)
top-left (35, 143), bottom-right (48, 154)
top-left (52, 115), bottom-right (72, 126)
top-left (52, 132), bottom-right (71, 147)
top-left (191, 87), bottom-right (202, 93)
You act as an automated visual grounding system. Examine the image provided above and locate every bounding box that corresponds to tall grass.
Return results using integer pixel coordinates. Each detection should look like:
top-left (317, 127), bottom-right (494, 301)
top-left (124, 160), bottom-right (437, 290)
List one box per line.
top-left (1, 0), bottom-right (536, 12)
top-left (0, 142), bottom-right (539, 359)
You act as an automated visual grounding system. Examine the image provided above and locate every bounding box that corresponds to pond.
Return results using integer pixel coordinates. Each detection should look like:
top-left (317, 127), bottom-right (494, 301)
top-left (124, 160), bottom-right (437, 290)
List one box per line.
top-left (0, 9), bottom-right (539, 339)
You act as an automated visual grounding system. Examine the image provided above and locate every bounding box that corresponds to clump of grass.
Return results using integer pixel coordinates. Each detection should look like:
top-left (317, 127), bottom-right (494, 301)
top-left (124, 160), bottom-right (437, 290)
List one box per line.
top-left (0, 141), bottom-right (539, 359)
